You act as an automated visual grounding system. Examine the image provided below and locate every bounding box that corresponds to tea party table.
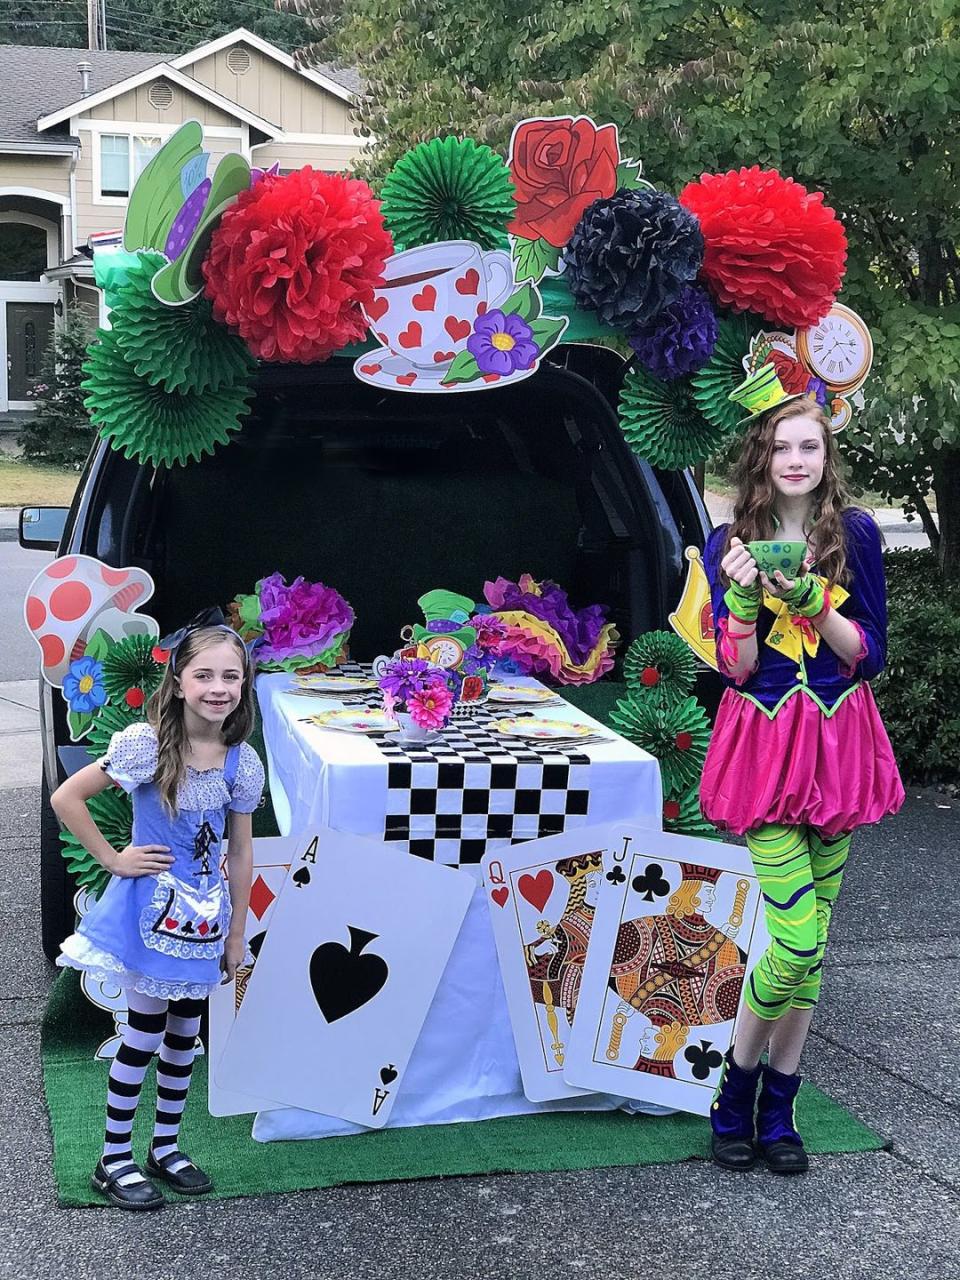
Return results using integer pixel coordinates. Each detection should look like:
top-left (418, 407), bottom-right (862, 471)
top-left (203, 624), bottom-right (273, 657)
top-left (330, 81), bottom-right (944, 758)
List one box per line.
top-left (247, 666), bottom-right (664, 1139)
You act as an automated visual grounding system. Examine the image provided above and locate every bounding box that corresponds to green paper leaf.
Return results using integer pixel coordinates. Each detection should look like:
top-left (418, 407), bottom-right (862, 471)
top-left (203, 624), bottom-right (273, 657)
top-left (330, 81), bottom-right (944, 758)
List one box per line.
top-left (616, 162), bottom-right (654, 192)
top-left (83, 629), bottom-right (112, 662)
top-left (528, 315), bottom-right (568, 356)
top-left (500, 285), bottom-right (542, 322)
top-left (511, 236), bottom-right (561, 285)
top-left (441, 349), bottom-right (484, 386)
top-left (68, 708), bottom-right (93, 742)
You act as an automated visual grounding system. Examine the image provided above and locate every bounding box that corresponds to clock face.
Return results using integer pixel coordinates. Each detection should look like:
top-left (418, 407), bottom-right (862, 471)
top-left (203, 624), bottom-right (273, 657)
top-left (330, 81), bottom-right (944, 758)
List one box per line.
top-left (796, 304), bottom-right (873, 393)
top-left (423, 636), bottom-right (465, 669)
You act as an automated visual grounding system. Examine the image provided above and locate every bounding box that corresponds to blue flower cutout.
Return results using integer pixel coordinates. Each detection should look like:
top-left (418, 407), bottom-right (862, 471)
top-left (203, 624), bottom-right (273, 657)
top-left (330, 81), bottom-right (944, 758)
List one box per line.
top-left (63, 657), bottom-right (107, 715)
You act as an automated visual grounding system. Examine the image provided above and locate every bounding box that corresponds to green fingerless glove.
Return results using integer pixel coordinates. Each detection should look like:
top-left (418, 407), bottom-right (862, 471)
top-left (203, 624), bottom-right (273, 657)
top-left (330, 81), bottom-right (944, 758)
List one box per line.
top-left (723, 579), bottom-right (762, 622)
top-left (778, 575), bottom-right (826, 618)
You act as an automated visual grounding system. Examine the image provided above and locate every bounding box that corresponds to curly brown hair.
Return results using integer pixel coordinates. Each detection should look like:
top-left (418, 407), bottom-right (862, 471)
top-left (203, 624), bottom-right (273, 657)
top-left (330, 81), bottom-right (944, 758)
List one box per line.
top-left (724, 395), bottom-right (856, 588)
top-left (147, 627), bottom-right (255, 816)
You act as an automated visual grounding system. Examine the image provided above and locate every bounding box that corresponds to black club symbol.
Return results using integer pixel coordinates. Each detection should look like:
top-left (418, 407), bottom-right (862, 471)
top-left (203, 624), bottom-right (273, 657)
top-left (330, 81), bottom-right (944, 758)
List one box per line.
top-left (605, 866), bottom-right (626, 885)
top-left (632, 862), bottom-right (670, 903)
top-left (684, 1040), bottom-right (723, 1081)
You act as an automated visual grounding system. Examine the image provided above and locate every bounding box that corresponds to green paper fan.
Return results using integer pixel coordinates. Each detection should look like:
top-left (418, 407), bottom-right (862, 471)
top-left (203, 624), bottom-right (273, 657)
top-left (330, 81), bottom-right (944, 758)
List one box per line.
top-left (379, 137), bottom-right (516, 251)
top-left (619, 366), bottom-right (728, 469)
top-left (110, 251), bottom-right (256, 395)
top-left (623, 630), bottom-right (698, 704)
top-left (663, 786), bottom-right (720, 839)
top-left (82, 329), bottom-right (253, 468)
top-left (100, 634), bottom-right (165, 705)
top-left (691, 312), bottom-right (764, 437)
top-left (60, 786), bottom-right (132, 899)
top-left (85, 701), bottom-right (148, 758)
top-left (610, 693), bottom-right (711, 794)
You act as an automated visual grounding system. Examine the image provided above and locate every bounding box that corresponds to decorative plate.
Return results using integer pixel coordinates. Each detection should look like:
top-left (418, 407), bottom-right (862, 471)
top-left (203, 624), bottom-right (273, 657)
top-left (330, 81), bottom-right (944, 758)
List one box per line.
top-left (305, 708), bottom-right (394, 733)
top-left (490, 716), bottom-right (595, 740)
top-left (294, 674), bottom-right (380, 692)
top-left (485, 683), bottom-right (560, 704)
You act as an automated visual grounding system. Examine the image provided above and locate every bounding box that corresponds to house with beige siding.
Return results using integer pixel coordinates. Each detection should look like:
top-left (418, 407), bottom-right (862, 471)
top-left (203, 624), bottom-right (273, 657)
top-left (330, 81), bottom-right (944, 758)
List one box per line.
top-left (0, 28), bottom-right (365, 412)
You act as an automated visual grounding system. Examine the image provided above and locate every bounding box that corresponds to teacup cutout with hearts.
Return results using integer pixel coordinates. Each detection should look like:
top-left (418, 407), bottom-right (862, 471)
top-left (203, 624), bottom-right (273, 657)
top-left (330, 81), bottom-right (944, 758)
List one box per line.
top-left (362, 240), bottom-right (514, 372)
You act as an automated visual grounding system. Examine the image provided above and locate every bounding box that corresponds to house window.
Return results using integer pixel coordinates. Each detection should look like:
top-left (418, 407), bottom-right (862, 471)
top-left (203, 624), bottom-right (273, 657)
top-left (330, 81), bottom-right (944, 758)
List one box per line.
top-left (99, 133), bottom-right (161, 197)
top-left (0, 223), bottom-right (48, 281)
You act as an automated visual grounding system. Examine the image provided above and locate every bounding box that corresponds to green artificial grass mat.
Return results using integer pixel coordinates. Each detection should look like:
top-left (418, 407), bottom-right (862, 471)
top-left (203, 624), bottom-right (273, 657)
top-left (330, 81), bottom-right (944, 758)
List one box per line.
top-left (43, 972), bottom-right (887, 1208)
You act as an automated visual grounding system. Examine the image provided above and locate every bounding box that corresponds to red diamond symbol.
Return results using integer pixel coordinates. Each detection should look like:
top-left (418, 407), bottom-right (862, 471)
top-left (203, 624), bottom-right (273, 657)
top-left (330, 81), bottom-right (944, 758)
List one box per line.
top-left (249, 874), bottom-right (276, 921)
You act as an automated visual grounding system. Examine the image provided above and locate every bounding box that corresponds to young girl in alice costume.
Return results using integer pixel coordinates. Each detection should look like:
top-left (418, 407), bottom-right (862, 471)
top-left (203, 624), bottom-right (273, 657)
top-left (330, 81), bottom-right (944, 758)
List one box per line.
top-left (700, 371), bottom-right (904, 1175)
top-left (53, 613), bottom-right (264, 1209)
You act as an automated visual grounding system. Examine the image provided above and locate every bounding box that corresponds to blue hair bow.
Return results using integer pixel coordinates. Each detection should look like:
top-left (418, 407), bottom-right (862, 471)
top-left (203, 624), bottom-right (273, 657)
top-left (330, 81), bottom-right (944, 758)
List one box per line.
top-left (160, 607), bottom-right (260, 672)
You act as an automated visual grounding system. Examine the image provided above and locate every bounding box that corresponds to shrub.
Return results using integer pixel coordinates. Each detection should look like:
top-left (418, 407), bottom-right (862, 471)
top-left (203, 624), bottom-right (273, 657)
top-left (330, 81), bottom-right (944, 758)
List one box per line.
top-left (18, 311), bottom-right (95, 467)
top-left (875, 549), bottom-right (960, 785)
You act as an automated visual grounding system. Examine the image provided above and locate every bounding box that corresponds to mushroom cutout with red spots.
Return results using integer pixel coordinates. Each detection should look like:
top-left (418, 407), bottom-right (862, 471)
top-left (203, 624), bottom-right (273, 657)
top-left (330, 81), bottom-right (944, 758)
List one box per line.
top-left (24, 555), bottom-right (159, 687)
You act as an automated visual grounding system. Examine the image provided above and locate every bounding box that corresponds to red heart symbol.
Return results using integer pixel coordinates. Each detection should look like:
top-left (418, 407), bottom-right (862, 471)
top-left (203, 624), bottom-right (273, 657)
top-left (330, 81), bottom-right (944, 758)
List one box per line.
top-left (412, 285), bottom-right (437, 311)
top-left (491, 887), bottom-right (509, 908)
top-left (518, 870), bottom-right (554, 912)
top-left (433, 350), bottom-right (456, 363)
top-left (398, 321), bottom-right (423, 349)
top-left (477, 301), bottom-right (487, 316)
top-left (455, 268), bottom-right (480, 296)
top-left (165, 918), bottom-right (178, 930)
top-left (197, 921), bottom-right (210, 936)
top-left (359, 363), bottom-right (382, 375)
top-left (444, 316), bottom-right (471, 341)
top-left (396, 372), bottom-right (417, 386)
top-left (377, 332), bottom-right (389, 344)
top-left (366, 296), bottom-right (389, 322)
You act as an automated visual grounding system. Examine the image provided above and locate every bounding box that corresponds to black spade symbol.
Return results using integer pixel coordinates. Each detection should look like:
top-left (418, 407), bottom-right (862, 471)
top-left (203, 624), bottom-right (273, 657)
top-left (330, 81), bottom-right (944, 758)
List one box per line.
top-left (309, 927), bottom-right (389, 1023)
top-left (605, 866), bottom-right (626, 885)
top-left (248, 930), bottom-right (267, 961)
top-left (292, 866), bottom-right (312, 889)
top-left (632, 862), bottom-right (670, 903)
top-left (684, 1039), bottom-right (724, 1081)
top-left (380, 1064), bottom-right (398, 1085)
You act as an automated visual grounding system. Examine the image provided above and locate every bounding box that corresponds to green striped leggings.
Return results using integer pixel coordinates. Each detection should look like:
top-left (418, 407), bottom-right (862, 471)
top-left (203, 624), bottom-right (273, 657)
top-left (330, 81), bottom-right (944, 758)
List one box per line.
top-left (745, 823), bottom-right (851, 1020)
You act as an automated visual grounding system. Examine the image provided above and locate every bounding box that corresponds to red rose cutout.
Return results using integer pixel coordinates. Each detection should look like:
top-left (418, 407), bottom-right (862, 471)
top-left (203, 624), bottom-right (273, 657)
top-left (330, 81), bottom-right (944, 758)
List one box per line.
top-left (508, 116), bottom-right (620, 249)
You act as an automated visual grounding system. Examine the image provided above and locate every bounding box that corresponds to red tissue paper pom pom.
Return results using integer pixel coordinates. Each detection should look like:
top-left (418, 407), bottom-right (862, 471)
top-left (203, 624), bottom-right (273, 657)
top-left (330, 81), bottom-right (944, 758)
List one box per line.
top-left (675, 731), bottom-right (693, 751)
top-left (203, 168), bottom-right (394, 363)
top-left (679, 167), bottom-right (847, 329)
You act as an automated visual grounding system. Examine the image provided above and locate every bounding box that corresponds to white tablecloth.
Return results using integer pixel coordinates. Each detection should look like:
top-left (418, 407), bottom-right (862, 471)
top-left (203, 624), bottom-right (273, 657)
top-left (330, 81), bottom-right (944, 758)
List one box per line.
top-left (253, 672), bottom-right (663, 1140)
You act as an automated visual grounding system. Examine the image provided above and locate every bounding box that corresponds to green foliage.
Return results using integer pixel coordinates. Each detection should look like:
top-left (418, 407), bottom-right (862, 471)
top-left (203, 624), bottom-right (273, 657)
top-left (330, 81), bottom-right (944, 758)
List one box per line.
top-left (874, 550), bottom-right (960, 784)
top-left (18, 313), bottom-right (96, 468)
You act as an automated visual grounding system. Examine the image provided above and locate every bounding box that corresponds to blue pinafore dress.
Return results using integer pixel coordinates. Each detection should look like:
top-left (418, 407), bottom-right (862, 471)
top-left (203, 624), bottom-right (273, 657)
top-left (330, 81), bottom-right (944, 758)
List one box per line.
top-left (58, 747), bottom-right (243, 1001)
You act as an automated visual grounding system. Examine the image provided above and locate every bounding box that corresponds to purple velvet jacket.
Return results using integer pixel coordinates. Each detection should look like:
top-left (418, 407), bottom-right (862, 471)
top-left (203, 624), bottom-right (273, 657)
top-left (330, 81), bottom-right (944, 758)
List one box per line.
top-left (704, 508), bottom-right (887, 713)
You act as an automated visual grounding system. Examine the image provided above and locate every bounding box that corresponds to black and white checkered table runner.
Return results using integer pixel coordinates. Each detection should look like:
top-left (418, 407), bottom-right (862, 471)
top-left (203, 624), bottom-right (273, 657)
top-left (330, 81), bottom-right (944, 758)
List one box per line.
top-left (328, 663), bottom-right (592, 865)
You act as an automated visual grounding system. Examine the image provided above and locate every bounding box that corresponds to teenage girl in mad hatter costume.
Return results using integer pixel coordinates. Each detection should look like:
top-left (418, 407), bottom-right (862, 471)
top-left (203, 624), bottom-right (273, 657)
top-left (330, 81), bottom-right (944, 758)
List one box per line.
top-left (700, 370), bottom-right (904, 1175)
top-left (53, 614), bottom-right (264, 1209)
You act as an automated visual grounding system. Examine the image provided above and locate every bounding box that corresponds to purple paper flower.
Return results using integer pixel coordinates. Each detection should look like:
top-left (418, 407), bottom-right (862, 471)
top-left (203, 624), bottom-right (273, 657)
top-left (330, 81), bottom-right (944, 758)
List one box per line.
top-left (627, 285), bottom-right (718, 381)
top-left (379, 657), bottom-right (449, 706)
top-left (255, 572), bottom-right (354, 664)
top-left (466, 311), bottom-right (539, 376)
top-left (484, 573), bottom-right (609, 667)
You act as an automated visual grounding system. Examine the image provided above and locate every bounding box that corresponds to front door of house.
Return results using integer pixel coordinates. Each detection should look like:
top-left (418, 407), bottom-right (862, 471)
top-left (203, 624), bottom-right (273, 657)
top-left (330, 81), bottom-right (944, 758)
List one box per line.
top-left (6, 302), bottom-right (54, 401)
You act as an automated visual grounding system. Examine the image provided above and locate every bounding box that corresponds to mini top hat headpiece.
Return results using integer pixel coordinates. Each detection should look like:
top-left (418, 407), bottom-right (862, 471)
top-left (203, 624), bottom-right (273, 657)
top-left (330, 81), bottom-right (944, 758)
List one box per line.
top-left (728, 335), bottom-right (808, 424)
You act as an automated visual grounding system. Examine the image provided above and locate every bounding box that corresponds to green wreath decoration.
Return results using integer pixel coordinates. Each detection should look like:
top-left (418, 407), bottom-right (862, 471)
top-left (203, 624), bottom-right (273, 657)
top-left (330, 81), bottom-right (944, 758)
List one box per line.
top-left (109, 250), bottom-right (256, 395)
top-left (379, 137), bottom-right (516, 251)
top-left (623, 630), bottom-right (698, 704)
top-left (663, 786), bottom-right (719, 839)
top-left (619, 365), bottom-right (728, 469)
top-left (691, 312), bottom-right (763, 437)
top-left (60, 786), bottom-right (132, 899)
top-left (100, 634), bottom-right (165, 706)
top-left (82, 329), bottom-right (253, 468)
top-left (610, 692), bottom-right (711, 794)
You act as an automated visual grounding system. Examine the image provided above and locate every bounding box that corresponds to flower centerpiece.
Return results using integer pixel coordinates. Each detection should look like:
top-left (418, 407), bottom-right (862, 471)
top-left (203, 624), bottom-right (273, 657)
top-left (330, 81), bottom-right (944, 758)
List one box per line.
top-left (379, 657), bottom-right (455, 740)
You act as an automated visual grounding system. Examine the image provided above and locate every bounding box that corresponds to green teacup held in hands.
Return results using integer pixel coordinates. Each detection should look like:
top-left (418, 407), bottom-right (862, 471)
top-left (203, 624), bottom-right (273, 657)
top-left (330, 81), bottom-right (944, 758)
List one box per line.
top-left (746, 540), bottom-right (809, 581)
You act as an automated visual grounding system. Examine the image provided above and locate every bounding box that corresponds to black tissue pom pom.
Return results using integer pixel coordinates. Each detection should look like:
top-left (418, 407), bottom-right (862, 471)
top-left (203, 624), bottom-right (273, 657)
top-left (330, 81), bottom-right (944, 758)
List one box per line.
top-left (562, 188), bottom-right (704, 330)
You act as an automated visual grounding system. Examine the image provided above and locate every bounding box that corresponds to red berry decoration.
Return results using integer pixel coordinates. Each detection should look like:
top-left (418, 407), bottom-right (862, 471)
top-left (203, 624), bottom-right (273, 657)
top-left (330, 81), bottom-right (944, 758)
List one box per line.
top-left (203, 168), bottom-right (393, 363)
top-left (679, 167), bottom-right (847, 329)
top-left (151, 646), bottom-right (170, 664)
top-left (675, 731), bottom-right (693, 751)
top-left (641, 666), bottom-right (661, 687)
top-left (663, 800), bottom-right (681, 822)
top-left (125, 687), bottom-right (145, 709)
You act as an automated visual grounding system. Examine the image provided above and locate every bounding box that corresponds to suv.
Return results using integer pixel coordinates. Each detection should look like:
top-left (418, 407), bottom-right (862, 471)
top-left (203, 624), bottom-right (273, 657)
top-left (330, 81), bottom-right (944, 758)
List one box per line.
top-left (22, 343), bottom-right (715, 959)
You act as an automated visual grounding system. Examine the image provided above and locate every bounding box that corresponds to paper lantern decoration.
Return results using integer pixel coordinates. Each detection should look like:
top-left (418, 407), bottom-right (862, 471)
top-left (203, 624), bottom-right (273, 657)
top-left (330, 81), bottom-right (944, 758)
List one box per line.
top-left (24, 555), bottom-right (157, 687)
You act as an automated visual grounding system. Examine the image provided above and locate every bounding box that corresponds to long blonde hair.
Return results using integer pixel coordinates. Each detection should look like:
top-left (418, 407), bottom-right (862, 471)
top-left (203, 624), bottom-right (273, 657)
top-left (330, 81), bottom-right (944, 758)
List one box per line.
top-left (147, 627), bottom-right (255, 816)
top-left (724, 395), bottom-right (855, 588)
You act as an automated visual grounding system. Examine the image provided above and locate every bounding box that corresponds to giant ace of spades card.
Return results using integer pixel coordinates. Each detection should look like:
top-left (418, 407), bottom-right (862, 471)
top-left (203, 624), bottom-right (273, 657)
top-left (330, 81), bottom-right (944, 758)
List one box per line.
top-left (482, 828), bottom-right (620, 1103)
top-left (564, 826), bottom-right (768, 1116)
top-left (216, 828), bottom-right (474, 1128)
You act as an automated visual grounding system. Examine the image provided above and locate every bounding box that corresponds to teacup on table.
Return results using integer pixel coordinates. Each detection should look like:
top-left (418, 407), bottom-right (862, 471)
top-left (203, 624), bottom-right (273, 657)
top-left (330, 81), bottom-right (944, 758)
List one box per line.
top-left (746, 540), bottom-right (809, 580)
top-left (362, 240), bottom-right (514, 374)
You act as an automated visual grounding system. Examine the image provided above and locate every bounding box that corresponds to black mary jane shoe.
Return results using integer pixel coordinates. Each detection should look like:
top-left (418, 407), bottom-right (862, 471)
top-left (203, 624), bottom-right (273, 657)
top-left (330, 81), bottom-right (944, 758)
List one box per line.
top-left (91, 1159), bottom-right (164, 1211)
top-left (710, 1133), bottom-right (757, 1171)
top-left (146, 1149), bottom-right (213, 1195)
